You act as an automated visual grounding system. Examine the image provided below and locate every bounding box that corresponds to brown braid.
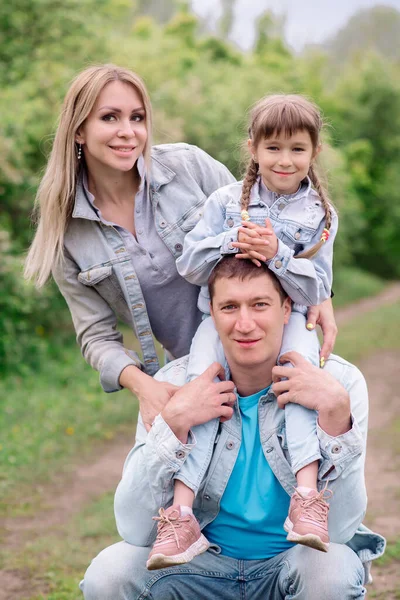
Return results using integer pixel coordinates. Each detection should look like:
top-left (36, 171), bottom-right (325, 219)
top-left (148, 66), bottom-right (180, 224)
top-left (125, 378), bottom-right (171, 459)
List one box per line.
top-left (240, 158), bottom-right (259, 212)
top-left (296, 164), bottom-right (333, 260)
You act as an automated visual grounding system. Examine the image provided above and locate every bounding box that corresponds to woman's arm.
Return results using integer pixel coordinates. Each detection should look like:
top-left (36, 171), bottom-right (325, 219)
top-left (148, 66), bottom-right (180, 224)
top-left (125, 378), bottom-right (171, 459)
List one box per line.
top-left (53, 250), bottom-right (141, 393)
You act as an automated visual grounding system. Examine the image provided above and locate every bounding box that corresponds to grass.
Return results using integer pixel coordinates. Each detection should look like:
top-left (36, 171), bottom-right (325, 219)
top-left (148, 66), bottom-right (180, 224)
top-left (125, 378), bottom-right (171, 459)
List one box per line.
top-left (0, 342), bottom-right (137, 519)
top-left (332, 266), bottom-right (385, 308)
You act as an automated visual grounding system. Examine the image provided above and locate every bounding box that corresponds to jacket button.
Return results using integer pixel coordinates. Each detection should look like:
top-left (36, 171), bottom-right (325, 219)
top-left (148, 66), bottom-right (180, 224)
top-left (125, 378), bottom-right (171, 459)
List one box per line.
top-left (175, 243), bottom-right (183, 252)
top-left (331, 444), bottom-right (342, 454)
top-left (265, 447), bottom-right (273, 453)
top-left (278, 202), bottom-right (285, 210)
top-left (204, 494), bottom-right (211, 501)
top-left (294, 231), bottom-right (301, 240)
top-left (274, 260), bottom-right (283, 269)
top-left (175, 450), bottom-right (186, 459)
top-left (226, 441), bottom-right (235, 450)
top-left (227, 218), bottom-right (234, 227)
top-left (160, 221), bottom-right (167, 228)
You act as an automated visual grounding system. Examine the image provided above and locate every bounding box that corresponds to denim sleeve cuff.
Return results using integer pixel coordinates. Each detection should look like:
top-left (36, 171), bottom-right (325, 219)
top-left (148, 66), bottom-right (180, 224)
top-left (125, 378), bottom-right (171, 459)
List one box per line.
top-left (317, 415), bottom-right (364, 478)
top-left (149, 414), bottom-right (196, 470)
top-left (266, 239), bottom-right (293, 275)
top-left (100, 348), bottom-right (143, 393)
top-left (221, 227), bottom-right (240, 254)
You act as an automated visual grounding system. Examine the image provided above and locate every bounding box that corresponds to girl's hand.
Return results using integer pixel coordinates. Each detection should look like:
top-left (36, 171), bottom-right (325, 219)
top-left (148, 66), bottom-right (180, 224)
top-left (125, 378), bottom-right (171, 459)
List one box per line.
top-left (232, 218), bottom-right (278, 265)
top-left (306, 297), bottom-right (338, 365)
top-left (137, 378), bottom-right (181, 432)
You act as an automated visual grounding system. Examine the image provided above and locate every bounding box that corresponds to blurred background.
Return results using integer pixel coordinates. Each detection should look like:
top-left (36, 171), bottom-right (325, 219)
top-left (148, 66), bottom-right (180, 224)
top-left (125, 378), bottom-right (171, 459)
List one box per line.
top-left (0, 1), bottom-right (399, 598)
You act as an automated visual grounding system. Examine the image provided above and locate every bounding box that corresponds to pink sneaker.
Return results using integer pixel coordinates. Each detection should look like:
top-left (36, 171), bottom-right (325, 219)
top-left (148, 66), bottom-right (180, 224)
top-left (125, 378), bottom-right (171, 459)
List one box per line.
top-left (284, 487), bottom-right (332, 552)
top-left (146, 505), bottom-right (210, 571)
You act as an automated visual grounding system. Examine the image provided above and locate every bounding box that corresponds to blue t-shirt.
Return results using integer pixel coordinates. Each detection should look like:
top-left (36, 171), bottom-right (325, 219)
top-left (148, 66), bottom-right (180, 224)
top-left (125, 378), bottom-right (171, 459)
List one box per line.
top-left (203, 387), bottom-right (294, 559)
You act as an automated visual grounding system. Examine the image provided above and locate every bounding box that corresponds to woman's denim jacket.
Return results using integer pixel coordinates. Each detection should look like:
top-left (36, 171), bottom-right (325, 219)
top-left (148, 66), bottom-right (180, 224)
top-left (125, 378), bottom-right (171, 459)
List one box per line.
top-left (114, 353), bottom-right (385, 584)
top-left (52, 144), bottom-right (235, 393)
top-left (176, 178), bottom-right (338, 313)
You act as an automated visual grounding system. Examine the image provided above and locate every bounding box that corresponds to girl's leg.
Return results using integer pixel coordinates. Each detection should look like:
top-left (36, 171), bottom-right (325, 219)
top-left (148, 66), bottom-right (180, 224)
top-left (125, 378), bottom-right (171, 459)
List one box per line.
top-left (280, 307), bottom-right (330, 552)
top-left (174, 479), bottom-right (195, 508)
top-left (149, 317), bottom-right (224, 570)
top-left (186, 315), bottom-right (227, 382)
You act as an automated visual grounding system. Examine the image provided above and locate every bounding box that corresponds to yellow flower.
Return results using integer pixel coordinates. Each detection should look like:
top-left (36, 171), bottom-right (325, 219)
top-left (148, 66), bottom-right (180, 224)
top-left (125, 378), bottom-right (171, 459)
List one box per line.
top-left (65, 426), bottom-right (75, 436)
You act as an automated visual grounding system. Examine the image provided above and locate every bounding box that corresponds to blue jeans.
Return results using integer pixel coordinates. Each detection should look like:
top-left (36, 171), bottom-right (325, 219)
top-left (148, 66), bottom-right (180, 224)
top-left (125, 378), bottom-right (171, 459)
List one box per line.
top-left (80, 542), bottom-right (366, 599)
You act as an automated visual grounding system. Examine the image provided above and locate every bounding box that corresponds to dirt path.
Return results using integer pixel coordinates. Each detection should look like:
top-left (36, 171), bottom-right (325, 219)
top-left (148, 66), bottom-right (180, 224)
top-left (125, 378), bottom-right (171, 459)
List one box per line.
top-left (335, 282), bottom-right (400, 326)
top-left (1, 285), bottom-right (399, 599)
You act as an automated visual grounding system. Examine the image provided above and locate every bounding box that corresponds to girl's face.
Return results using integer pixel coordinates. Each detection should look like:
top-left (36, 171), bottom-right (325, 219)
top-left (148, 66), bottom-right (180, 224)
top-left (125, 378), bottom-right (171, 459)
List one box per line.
top-left (76, 80), bottom-right (148, 176)
top-left (249, 129), bottom-right (317, 195)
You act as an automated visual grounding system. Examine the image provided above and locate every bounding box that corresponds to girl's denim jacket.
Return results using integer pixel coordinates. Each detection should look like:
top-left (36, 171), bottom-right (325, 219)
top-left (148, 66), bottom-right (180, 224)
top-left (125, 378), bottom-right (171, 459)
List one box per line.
top-left (114, 353), bottom-right (385, 585)
top-left (52, 144), bottom-right (235, 392)
top-left (176, 178), bottom-right (338, 313)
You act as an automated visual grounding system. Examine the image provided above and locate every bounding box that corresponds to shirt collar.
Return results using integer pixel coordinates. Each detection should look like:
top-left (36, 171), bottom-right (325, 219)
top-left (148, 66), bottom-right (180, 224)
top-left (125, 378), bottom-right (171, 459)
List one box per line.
top-left (72, 155), bottom-right (147, 220)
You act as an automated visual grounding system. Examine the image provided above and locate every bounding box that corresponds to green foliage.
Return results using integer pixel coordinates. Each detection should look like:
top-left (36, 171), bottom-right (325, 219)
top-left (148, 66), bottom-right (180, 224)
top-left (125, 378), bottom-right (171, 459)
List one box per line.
top-left (1, 2), bottom-right (400, 375)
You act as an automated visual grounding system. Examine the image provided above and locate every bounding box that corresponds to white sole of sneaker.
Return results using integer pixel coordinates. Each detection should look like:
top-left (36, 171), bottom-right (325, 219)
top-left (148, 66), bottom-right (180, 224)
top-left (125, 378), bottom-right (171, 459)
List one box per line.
top-left (284, 517), bottom-right (329, 553)
top-left (146, 534), bottom-right (210, 571)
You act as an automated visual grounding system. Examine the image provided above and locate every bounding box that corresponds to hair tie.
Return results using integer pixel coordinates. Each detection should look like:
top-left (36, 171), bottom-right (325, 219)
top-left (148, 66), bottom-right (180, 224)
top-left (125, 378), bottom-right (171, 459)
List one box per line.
top-left (320, 228), bottom-right (330, 243)
top-left (241, 210), bottom-right (250, 221)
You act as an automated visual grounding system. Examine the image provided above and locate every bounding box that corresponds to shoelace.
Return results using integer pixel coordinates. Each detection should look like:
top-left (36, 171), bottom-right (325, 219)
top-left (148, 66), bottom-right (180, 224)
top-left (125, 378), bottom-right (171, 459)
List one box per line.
top-left (295, 487), bottom-right (333, 524)
top-left (152, 508), bottom-right (190, 549)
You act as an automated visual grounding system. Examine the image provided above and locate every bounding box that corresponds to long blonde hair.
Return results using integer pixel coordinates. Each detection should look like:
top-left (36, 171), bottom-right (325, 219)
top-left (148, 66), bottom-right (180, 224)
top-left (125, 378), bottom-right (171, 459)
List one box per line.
top-left (24, 64), bottom-right (153, 287)
top-left (241, 94), bottom-right (332, 260)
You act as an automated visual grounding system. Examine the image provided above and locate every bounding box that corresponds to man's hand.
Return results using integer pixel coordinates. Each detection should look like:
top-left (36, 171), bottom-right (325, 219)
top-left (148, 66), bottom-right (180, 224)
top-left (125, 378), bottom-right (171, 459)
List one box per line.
top-left (231, 218), bottom-right (279, 266)
top-left (306, 297), bottom-right (338, 364)
top-left (161, 362), bottom-right (236, 443)
top-left (272, 351), bottom-right (351, 437)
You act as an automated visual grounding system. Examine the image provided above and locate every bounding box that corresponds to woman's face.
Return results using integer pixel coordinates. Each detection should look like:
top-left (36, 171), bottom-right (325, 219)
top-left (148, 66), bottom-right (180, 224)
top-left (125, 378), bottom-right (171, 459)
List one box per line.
top-left (76, 80), bottom-right (148, 175)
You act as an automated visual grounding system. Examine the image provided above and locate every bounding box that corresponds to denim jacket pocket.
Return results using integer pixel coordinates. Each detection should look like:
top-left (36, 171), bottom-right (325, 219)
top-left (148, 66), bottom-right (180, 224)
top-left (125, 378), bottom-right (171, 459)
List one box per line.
top-left (78, 265), bottom-right (129, 320)
top-left (78, 265), bottom-right (112, 286)
top-left (179, 202), bottom-right (205, 232)
top-left (282, 222), bottom-right (315, 245)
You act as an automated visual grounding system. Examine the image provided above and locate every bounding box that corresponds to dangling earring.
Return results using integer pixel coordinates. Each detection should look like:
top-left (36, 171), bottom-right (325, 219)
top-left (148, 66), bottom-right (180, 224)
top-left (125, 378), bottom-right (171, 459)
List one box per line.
top-left (77, 144), bottom-right (82, 160)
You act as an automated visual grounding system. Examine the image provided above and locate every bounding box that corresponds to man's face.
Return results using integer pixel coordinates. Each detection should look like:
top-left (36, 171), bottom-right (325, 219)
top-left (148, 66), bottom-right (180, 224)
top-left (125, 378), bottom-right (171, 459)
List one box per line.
top-left (210, 274), bottom-right (291, 372)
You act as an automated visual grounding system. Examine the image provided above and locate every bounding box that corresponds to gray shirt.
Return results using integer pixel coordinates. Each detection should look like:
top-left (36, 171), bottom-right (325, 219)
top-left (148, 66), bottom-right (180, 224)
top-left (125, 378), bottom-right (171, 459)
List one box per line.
top-left (83, 159), bottom-right (202, 359)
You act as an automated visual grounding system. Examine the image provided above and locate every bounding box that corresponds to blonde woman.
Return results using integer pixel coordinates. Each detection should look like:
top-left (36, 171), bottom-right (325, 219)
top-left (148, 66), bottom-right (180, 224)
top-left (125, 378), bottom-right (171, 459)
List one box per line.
top-left (24, 64), bottom-right (235, 428)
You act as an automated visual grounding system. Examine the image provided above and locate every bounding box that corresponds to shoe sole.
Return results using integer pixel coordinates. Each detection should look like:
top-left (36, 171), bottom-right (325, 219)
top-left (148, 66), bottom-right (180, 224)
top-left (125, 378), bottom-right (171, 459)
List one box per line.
top-left (146, 534), bottom-right (210, 571)
top-left (284, 517), bottom-right (329, 553)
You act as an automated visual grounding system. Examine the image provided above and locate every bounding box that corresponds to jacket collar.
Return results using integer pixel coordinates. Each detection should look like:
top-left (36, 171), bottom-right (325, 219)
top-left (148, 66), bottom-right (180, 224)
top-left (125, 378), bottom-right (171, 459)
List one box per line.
top-left (248, 175), bottom-right (311, 207)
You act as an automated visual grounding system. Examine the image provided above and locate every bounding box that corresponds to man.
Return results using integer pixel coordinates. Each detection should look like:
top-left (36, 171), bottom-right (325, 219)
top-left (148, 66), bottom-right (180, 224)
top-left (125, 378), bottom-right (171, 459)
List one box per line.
top-left (81, 257), bottom-right (385, 600)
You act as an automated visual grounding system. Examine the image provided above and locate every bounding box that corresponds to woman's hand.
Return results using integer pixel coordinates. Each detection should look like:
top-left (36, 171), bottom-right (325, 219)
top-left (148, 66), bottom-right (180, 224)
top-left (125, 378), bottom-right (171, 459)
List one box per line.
top-left (119, 365), bottom-right (180, 431)
top-left (137, 378), bottom-right (181, 432)
top-left (231, 218), bottom-right (278, 266)
top-left (306, 297), bottom-right (338, 364)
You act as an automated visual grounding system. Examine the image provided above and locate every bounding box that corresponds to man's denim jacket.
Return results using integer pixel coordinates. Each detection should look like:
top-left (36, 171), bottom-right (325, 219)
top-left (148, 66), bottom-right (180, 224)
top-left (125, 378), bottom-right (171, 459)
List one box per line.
top-left (114, 353), bottom-right (385, 584)
top-left (176, 178), bottom-right (338, 313)
top-left (52, 144), bottom-right (235, 392)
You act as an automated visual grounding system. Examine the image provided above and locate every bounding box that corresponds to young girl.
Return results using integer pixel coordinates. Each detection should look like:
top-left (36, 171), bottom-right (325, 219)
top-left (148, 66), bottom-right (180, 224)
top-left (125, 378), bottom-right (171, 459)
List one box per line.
top-left (146, 94), bottom-right (338, 570)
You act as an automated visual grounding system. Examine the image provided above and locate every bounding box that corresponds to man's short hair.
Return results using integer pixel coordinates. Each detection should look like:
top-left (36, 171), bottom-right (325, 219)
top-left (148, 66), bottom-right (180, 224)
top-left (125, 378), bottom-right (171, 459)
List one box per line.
top-left (208, 256), bottom-right (289, 305)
